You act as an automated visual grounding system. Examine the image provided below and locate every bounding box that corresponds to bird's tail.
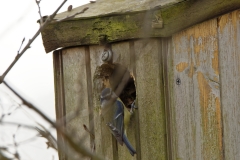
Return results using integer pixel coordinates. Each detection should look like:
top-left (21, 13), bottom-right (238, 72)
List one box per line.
top-left (123, 134), bottom-right (136, 156)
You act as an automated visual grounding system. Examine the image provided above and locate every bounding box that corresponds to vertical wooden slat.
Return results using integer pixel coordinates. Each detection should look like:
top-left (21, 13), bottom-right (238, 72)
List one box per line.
top-left (85, 46), bottom-right (95, 153)
top-left (130, 41), bottom-right (142, 160)
top-left (89, 45), bottom-right (114, 159)
top-left (218, 9), bottom-right (240, 160)
top-left (53, 50), bottom-right (67, 160)
top-left (61, 47), bottom-right (91, 159)
top-left (171, 19), bottom-right (223, 159)
top-left (134, 38), bottom-right (167, 160)
top-left (112, 41), bottom-right (137, 160)
top-left (161, 38), bottom-right (173, 160)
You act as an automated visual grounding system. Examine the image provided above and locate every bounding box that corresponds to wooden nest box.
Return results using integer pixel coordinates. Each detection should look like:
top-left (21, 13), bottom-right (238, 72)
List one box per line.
top-left (40, 0), bottom-right (240, 159)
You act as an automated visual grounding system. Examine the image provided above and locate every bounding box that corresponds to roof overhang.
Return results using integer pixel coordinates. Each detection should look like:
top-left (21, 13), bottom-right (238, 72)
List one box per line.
top-left (41, 0), bottom-right (240, 53)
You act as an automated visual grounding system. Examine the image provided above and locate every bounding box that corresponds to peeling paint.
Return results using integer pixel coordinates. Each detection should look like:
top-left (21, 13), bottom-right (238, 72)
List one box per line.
top-left (197, 71), bottom-right (222, 160)
top-left (172, 18), bottom-right (223, 160)
top-left (176, 62), bottom-right (189, 72)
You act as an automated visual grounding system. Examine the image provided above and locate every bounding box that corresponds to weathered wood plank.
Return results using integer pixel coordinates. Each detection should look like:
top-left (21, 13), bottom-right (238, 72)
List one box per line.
top-left (218, 9), bottom-right (240, 160)
top-left (42, 0), bottom-right (240, 53)
top-left (89, 45), bottom-right (113, 159)
top-left (53, 50), bottom-right (67, 160)
top-left (61, 47), bottom-right (91, 159)
top-left (85, 46), bottom-right (95, 153)
top-left (171, 19), bottom-right (223, 159)
top-left (112, 41), bottom-right (137, 160)
top-left (134, 38), bottom-right (167, 160)
top-left (54, 0), bottom-right (180, 20)
top-left (161, 38), bottom-right (174, 160)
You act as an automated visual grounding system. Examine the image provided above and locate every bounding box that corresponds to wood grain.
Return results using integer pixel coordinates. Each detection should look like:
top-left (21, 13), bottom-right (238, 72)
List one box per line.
top-left (53, 50), bottom-right (67, 160)
top-left (171, 19), bottom-right (223, 159)
top-left (42, 0), bottom-right (240, 53)
top-left (134, 38), bottom-right (167, 160)
top-left (161, 38), bottom-right (174, 160)
top-left (218, 9), bottom-right (240, 160)
top-left (112, 41), bottom-right (137, 160)
top-left (61, 47), bottom-right (91, 159)
top-left (85, 46), bottom-right (95, 154)
top-left (89, 45), bottom-right (113, 159)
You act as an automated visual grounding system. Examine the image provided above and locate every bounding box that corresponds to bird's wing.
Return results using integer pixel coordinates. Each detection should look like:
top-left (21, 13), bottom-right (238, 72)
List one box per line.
top-left (110, 99), bottom-right (124, 145)
top-left (115, 100), bottom-right (124, 133)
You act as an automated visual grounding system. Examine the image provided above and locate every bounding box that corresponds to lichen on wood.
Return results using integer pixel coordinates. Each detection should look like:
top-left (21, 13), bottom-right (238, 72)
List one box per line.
top-left (41, 0), bottom-right (240, 53)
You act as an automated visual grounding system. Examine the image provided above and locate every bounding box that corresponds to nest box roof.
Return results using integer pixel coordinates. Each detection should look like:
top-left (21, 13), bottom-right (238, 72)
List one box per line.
top-left (41, 0), bottom-right (240, 53)
top-left (54, 0), bottom-right (179, 20)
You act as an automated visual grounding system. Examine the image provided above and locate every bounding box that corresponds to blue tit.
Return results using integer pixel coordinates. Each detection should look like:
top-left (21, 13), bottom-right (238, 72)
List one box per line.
top-left (100, 88), bottom-right (136, 156)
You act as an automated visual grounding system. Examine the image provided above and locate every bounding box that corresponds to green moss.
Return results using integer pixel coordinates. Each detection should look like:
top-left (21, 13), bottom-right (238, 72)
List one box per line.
top-left (42, 0), bottom-right (240, 52)
top-left (161, 0), bottom-right (194, 24)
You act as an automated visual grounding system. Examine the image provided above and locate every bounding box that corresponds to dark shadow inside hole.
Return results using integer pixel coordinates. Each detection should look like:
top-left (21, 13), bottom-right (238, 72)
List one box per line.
top-left (119, 76), bottom-right (136, 109)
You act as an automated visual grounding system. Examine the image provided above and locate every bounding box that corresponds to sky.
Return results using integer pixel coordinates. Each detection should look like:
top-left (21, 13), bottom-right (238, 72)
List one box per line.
top-left (0, 0), bottom-right (88, 159)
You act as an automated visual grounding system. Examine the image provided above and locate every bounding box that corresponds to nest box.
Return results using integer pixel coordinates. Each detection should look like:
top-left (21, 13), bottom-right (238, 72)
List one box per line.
top-left (40, 0), bottom-right (240, 159)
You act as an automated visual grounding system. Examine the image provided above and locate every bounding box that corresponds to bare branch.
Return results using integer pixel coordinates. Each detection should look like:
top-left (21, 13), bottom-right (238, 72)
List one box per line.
top-left (0, 149), bottom-right (12, 160)
top-left (17, 37), bottom-right (25, 54)
top-left (57, 7), bottom-right (89, 22)
top-left (2, 122), bottom-right (53, 148)
top-left (0, 0), bottom-right (68, 84)
top-left (3, 81), bottom-right (55, 127)
top-left (35, 127), bottom-right (58, 150)
top-left (7, 135), bottom-right (38, 147)
top-left (35, 0), bottom-right (43, 26)
top-left (12, 131), bottom-right (20, 160)
top-left (2, 81), bottom-right (104, 160)
top-left (83, 124), bottom-right (95, 140)
top-left (1, 121), bottom-right (37, 130)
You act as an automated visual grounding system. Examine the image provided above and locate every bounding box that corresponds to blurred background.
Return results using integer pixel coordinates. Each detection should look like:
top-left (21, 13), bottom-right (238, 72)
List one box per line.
top-left (0, 0), bottom-right (88, 159)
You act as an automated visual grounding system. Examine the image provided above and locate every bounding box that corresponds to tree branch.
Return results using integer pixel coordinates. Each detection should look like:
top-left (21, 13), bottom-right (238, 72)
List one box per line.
top-left (0, 0), bottom-right (68, 84)
top-left (35, 0), bottom-right (43, 26)
top-left (57, 7), bottom-right (89, 22)
top-left (17, 38), bottom-right (25, 54)
top-left (2, 81), bottom-right (104, 160)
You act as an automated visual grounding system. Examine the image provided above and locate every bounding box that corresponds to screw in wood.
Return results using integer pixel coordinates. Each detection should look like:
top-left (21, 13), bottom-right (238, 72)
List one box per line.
top-left (101, 49), bottom-right (112, 62)
top-left (176, 78), bottom-right (181, 85)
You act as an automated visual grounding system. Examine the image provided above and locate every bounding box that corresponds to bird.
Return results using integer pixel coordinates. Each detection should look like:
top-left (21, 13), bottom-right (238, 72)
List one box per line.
top-left (100, 88), bottom-right (136, 156)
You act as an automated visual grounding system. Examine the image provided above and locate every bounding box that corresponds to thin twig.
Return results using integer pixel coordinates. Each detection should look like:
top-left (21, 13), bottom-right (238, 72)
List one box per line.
top-left (0, 0), bottom-right (68, 84)
top-left (12, 131), bottom-right (20, 160)
top-left (35, 126), bottom-right (58, 150)
top-left (17, 38), bottom-right (25, 54)
top-left (1, 122), bottom-right (55, 148)
top-left (3, 81), bottom-right (104, 160)
top-left (1, 121), bottom-right (38, 130)
top-left (35, 0), bottom-right (43, 26)
top-left (56, 108), bottom-right (81, 126)
top-left (6, 135), bottom-right (38, 147)
top-left (3, 81), bottom-right (56, 127)
top-left (83, 124), bottom-right (95, 140)
top-left (0, 149), bottom-right (13, 160)
top-left (57, 7), bottom-right (89, 22)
